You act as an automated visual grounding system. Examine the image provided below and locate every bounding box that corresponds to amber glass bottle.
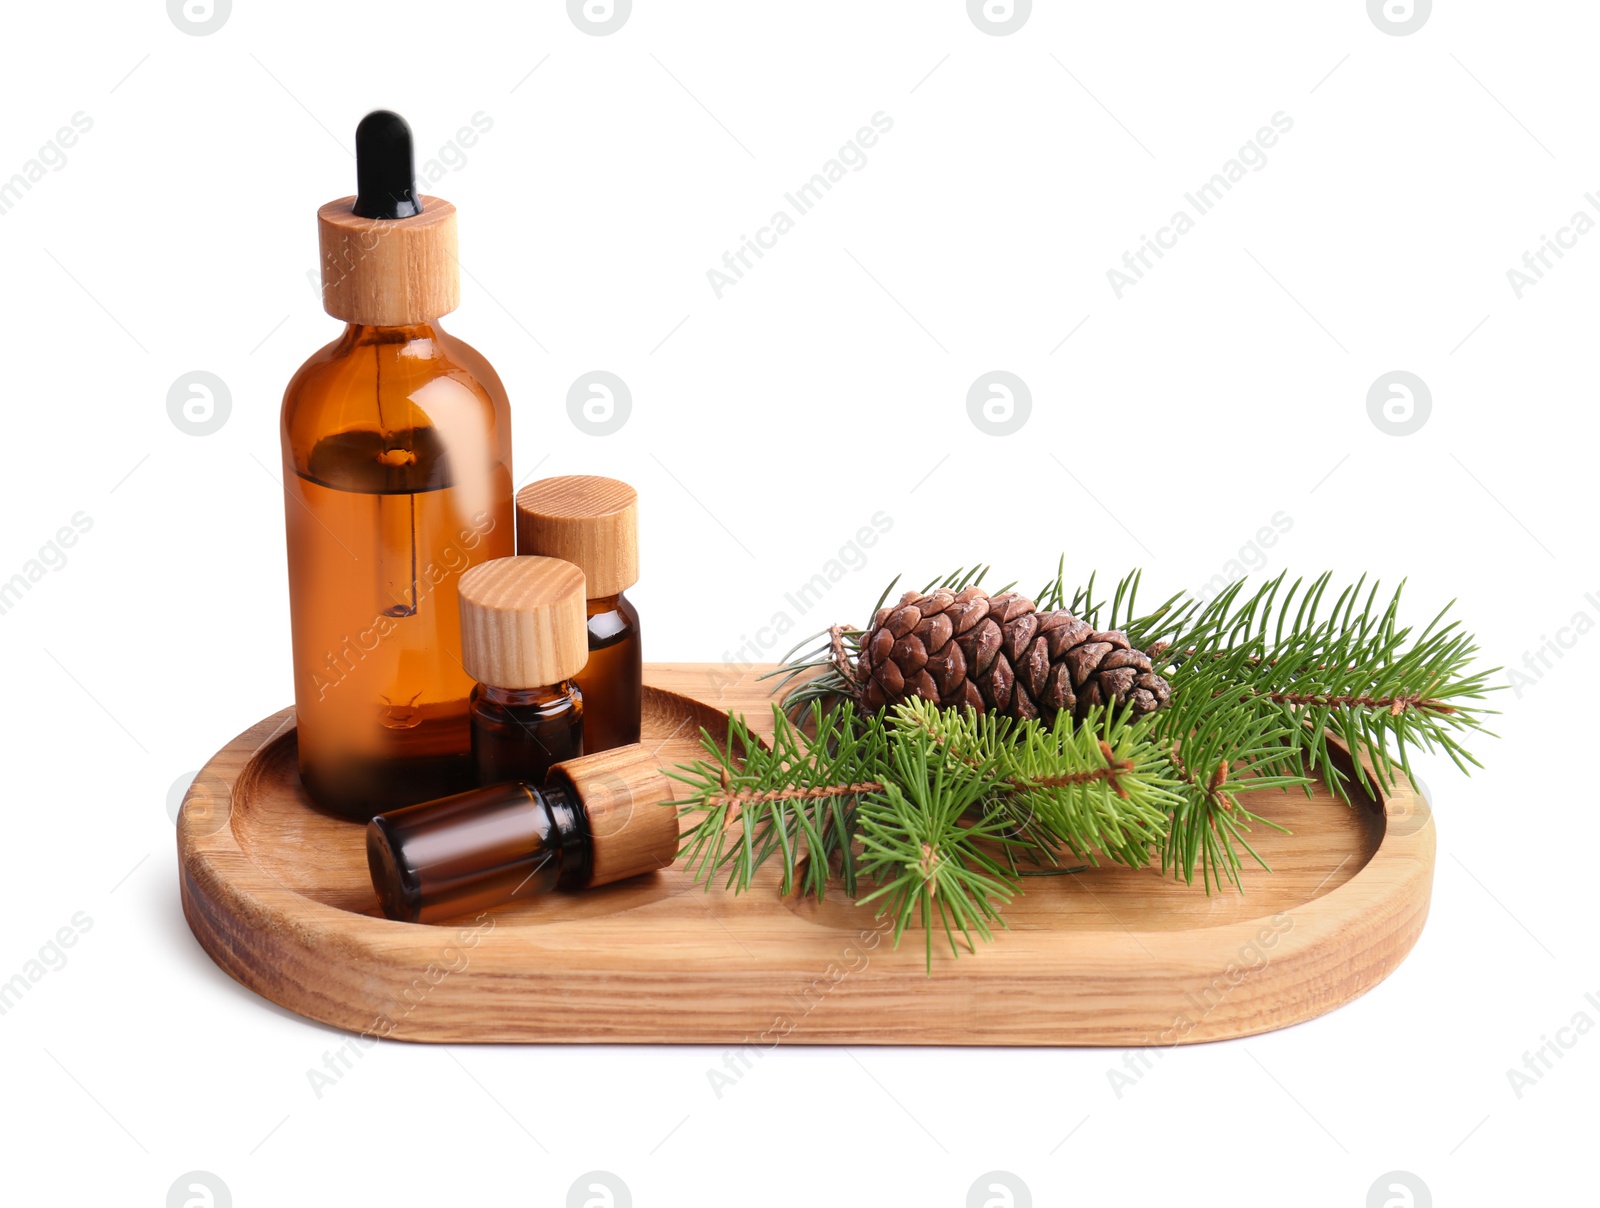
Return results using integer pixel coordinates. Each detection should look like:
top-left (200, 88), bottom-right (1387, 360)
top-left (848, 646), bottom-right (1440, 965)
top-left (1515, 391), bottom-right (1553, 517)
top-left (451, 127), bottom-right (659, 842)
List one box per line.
top-left (281, 112), bottom-right (513, 819)
top-left (456, 555), bottom-right (590, 785)
top-left (470, 684), bottom-right (584, 784)
top-left (516, 477), bottom-right (642, 751)
top-left (367, 779), bottom-right (589, 924)
top-left (580, 592), bottom-right (642, 750)
top-left (367, 743), bottom-right (681, 924)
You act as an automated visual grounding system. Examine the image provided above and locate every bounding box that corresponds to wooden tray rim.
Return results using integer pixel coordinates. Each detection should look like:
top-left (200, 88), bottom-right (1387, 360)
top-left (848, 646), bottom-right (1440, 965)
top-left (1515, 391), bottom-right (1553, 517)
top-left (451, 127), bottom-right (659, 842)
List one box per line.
top-left (177, 666), bottom-right (1435, 1045)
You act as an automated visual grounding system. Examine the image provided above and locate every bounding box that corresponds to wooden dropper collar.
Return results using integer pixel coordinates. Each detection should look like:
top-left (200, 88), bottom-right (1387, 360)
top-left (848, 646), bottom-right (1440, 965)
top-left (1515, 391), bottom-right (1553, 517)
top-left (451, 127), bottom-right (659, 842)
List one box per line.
top-left (317, 110), bottom-right (460, 326)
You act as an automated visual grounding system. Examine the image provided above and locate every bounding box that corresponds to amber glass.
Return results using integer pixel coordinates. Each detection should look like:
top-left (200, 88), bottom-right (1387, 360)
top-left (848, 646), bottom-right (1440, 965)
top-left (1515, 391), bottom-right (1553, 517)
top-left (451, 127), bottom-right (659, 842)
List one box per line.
top-left (281, 321), bottom-right (514, 819)
top-left (366, 781), bottom-right (590, 923)
top-left (470, 682), bottom-right (583, 786)
top-left (578, 592), bottom-right (641, 752)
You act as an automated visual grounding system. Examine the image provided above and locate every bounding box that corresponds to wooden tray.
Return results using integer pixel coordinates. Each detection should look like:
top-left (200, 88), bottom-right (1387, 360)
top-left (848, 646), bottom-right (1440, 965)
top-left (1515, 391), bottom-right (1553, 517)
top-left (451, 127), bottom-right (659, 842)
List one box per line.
top-left (177, 665), bottom-right (1434, 1045)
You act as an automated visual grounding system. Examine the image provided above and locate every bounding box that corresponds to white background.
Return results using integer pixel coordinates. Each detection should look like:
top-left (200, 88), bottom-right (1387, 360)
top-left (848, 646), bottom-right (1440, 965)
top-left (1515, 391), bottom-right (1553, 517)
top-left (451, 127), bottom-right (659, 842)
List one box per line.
top-left (0, 1), bottom-right (1593, 1204)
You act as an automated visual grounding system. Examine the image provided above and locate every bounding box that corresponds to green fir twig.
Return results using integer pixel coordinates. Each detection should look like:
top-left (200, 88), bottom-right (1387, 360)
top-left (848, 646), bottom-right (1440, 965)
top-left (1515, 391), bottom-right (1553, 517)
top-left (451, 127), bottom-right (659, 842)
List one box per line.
top-left (675, 564), bottom-right (1498, 968)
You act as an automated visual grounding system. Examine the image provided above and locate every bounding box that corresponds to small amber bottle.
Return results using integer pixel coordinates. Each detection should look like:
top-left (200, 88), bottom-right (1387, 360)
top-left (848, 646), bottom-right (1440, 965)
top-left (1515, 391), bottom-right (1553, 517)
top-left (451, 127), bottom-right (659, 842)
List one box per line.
top-left (516, 477), bottom-right (642, 752)
top-left (366, 743), bottom-right (680, 923)
top-left (457, 556), bottom-right (589, 786)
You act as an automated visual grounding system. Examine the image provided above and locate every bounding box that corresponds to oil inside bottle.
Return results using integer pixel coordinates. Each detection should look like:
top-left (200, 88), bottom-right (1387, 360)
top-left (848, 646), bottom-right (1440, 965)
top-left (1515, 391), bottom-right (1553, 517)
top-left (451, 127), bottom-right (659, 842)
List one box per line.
top-left (288, 417), bottom-right (486, 815)
top-left (470, 682), bottom-right (584, 785)
top-left (576, 593), bottom-right (642, 751)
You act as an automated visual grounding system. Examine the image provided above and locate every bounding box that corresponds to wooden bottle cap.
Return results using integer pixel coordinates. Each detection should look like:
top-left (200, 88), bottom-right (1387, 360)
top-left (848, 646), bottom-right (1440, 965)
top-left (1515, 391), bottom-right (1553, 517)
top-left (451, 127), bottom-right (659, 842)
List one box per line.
top-left (516, 477), bottom-right (639, 598)
top-left (457, 557), bottom-right (589, 688)
top-left (548, 744), bottom-right (680, 888)
top-left (317, 195), bottom-right (460, 325)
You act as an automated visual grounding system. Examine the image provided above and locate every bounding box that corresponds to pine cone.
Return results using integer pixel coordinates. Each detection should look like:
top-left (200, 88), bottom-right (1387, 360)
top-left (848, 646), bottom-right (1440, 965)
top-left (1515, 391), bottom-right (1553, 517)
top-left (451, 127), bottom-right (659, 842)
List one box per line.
top-left (855, 585), bottom-right (1171, 724)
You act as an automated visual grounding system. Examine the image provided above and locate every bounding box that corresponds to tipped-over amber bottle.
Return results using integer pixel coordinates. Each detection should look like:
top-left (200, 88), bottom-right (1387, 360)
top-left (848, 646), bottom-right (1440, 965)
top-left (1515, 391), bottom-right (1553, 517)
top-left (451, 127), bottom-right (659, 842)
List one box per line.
top-left (281, 111), bottom-right (513, 819)
top-left (367, 743), bottom-right (681, 924)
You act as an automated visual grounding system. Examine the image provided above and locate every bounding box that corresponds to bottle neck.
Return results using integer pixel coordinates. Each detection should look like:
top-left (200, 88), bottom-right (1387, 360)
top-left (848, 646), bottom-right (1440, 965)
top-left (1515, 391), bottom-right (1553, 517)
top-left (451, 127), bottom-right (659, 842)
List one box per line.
top-left (338, 321), bottom-right (445, 348)
top-left (541, 780), bottom-right (592, 890)
top-left (477, 681), bottom-right (580, 708)
top-left (583, 591), bottom-right (638, 650)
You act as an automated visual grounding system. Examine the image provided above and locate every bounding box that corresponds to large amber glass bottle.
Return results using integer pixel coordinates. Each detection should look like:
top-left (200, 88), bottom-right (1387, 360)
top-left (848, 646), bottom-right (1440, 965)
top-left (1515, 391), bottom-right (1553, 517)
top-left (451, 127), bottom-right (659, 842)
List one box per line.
top-left (281, 112), bottom-right (513, 820)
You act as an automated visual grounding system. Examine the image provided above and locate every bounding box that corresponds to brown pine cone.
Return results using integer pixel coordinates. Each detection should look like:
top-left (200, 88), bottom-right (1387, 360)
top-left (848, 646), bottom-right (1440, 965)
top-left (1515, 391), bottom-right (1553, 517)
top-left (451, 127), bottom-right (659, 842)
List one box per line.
top-left (855, 585), bottom-right (1171, 724)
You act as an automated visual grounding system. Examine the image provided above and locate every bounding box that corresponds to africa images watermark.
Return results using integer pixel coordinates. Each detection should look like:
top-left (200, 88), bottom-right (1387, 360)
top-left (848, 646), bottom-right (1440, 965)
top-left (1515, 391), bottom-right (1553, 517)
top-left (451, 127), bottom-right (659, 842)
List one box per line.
top-left (1504, 987), bottom-right (1600, 1101)
top-left (1505, 192), bottom-right (1600, 300)
top-left (305, 913), bottom-right (495, 1098)
top-left (705, 511), bottom-right (893, 699)
top-left (1504, 589), bottom-right (1600, 698)
top-left (1106, 112), bottom-right (1294, 299)
top-left (705, 916), bottom-right (894, 1100)
top-left (308, 510), bottom-right (500, 702)
top-left (706, 112), bottom-right (895, 300)
top-left (0, 912), bottom-right (94, 1019)
top-left (1192, 511), bottom-right (1294, 607)
top-left (0, 512), bottom-right (94, 620)
top-left (0, 112), bottom-right (93, 219)
top-left (1105, 911), bottom-right (1294, 1097)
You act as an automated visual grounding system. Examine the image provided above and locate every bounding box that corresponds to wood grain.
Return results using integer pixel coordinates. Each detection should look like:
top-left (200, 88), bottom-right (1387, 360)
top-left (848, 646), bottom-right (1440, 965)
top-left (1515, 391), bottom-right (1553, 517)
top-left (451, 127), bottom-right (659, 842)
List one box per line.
top-left (550, 743), bottom-right (681, 888)
top-left (515, 476), bottom-right (639, 597)
top-left (457, 556), bottom-right (588, 688)
top-left (177, 664), bottom-right (1435, 1045)
top-left (317, 195), bottom-right (459, 326)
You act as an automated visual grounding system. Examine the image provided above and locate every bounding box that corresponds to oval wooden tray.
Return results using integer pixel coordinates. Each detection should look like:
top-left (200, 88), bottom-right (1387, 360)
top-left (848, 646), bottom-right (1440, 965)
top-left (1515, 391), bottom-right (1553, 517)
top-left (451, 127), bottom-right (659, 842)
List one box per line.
top-left (177, 665), bottom-right (1434, 1045)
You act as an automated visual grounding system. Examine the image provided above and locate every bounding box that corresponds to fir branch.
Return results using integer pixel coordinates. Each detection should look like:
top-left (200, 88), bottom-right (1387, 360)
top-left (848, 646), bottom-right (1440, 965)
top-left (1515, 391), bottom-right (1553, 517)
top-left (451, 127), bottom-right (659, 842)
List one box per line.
top-left (1148, 572), bottom-right (1499, 801)
top-left (1240, 687), bottom-right (1458, 716)
top-left (1137, 634), bottom-right (1311, 889)
top-left (853, 723), bottom-right (1019, 971)
top-left (672, 703), bottom-right (886, 900)
top-left (702, 781), bottom-right (886, 808)
top-left (670, 695), bottom-right (1191, 965)
top-left (739, 561), bottom-right (1497, 941)
top-left (894, 697), bottom-right (1178, 870)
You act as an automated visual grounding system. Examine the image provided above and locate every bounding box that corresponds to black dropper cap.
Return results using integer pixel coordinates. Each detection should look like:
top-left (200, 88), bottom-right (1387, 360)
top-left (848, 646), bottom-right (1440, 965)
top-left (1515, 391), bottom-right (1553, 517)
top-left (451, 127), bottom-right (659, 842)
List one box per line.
top-left (352, 110), bottom-right (423, 220)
